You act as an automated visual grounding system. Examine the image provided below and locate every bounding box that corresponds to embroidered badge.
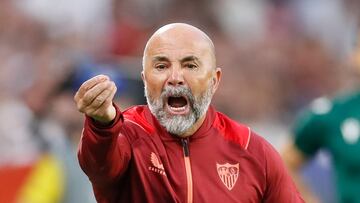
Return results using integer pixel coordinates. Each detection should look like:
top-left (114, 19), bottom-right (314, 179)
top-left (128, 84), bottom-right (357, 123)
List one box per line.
top-left (216, 163), bottom-right (239, 190)
top-left (148, 152), bottom-right (166, 176)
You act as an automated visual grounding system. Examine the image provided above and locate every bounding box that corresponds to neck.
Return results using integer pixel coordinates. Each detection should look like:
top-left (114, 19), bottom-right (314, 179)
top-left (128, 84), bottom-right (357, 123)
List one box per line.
top-left (178, 114), bottom-right (207, 138)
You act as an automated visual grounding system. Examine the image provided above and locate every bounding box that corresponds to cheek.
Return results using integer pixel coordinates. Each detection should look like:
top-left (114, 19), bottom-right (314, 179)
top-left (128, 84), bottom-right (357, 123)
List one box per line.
top-left (184, 72), bottom-right (212, 96)
top-left (194, 82), bottom-right (211, 96)
top-left (145, 75), bottom-right (166, 98)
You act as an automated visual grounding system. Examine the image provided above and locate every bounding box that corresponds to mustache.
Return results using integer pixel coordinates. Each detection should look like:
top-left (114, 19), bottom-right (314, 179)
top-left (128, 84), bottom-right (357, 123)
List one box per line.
top-left (160, 86), bottom-right (195, 104)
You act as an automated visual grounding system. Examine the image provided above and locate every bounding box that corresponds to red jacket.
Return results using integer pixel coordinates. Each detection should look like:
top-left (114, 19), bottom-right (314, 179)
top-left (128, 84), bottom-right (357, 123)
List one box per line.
top-left (78, 105), bottom-right (304, 203)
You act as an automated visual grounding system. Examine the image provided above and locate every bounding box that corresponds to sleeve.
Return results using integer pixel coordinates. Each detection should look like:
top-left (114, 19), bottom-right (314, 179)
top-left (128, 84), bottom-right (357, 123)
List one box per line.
top-left (77, 104), bottom-right (132, 187)
top-left (293, 109), bottom-right (328, 157)
top-left (262, 139), bottom-right (305, 203)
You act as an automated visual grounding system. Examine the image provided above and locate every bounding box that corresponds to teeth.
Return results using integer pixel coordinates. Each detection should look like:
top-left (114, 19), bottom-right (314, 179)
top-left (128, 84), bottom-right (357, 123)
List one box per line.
top-left (170, 106), bottom-right (186, 111)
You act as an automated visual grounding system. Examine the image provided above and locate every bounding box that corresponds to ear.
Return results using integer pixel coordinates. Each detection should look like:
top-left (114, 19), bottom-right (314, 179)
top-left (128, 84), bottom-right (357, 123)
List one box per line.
top-left (212, 67), bottom-right (222, 93)
top-left (141, 71), bottom-right (145, 82)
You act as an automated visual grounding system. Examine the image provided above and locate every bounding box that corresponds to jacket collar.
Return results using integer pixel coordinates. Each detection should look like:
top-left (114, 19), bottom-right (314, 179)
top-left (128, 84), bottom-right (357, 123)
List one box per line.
top-left (143, 105), bottom-right (216, 142)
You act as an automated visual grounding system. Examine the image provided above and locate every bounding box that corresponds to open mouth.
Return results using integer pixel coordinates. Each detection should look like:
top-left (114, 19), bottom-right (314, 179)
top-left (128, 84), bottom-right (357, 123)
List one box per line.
top-left (166, 96), bottom-right (190, 115)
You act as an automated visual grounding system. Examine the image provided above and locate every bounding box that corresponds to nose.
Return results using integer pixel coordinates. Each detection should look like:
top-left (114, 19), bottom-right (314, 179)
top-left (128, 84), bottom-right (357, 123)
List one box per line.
top-left (167, 66), bottom-right (184, 86)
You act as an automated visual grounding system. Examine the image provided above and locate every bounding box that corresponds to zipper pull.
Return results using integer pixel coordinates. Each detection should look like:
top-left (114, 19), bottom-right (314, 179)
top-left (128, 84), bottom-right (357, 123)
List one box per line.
top-left (181, 138), bottom-right (190, 157)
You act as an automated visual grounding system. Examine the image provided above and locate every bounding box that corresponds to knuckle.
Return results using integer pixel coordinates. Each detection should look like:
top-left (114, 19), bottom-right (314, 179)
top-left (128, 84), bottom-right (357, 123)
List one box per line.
top-left (100, 81), bottom-right (108, 88)
top-left (103, 89), bottom-right (111, 96)
top-left (82, 96), bottom-right (92, 105)
top-left (104, 80), bottom-right (110, 86)
top-left (79, 83), bottom-right (87, 91)
top-left (94, 96), bottom-right (104, 106)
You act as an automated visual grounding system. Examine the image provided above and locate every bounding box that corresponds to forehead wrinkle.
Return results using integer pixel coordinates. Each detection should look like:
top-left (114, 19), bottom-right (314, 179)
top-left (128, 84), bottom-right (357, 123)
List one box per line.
top-left (143, 23), bottom-right (216, 69)
top-left (146, 34), bottom-right (213, 56)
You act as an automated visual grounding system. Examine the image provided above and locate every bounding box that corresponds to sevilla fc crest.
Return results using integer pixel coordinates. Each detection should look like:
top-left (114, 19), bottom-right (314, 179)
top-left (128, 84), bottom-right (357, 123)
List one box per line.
top-left (216, 163), bottom-right (239, 190)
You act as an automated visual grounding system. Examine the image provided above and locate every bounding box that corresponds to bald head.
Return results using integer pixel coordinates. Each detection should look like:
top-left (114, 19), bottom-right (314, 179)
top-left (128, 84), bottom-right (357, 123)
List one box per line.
top-left (143, 23), bottom-right (216, 69)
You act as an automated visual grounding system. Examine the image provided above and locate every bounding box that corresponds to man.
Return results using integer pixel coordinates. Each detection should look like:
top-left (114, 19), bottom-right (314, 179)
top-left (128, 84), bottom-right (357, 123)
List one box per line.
top-left (75, 23), bottom-right (304, 203)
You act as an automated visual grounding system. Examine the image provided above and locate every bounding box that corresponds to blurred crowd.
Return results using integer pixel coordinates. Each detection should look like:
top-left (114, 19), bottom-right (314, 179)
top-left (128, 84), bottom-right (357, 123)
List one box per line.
top-left (0, 0), bottom-right (359, 202)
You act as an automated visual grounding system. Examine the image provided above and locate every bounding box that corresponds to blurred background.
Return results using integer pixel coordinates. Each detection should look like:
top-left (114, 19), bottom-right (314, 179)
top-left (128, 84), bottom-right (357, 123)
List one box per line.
top-left (0, 0), bottom-right (359, 202)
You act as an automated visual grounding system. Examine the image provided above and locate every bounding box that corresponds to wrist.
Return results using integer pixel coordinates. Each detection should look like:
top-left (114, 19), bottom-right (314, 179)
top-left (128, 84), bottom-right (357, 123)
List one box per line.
top-left (92, 105), bottom-right (116, 126)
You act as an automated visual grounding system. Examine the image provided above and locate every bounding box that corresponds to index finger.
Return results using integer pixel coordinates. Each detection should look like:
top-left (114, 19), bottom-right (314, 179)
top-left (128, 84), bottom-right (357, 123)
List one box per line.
top-left (77, 75), bottom-right (109, 98)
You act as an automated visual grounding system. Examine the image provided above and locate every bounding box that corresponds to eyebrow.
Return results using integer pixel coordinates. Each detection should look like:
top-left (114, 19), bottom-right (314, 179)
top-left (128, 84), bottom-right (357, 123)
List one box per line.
top-left (180, 56), bottom-right (201, 64)
top-left (152, 56), bottom-right (170, 63)
top-left (152, 55), bottom-right (202, 65)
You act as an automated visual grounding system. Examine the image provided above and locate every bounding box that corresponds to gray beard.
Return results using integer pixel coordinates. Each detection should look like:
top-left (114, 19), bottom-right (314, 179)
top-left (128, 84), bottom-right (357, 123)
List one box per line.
top-left (145, 83), bottom-right (213, 137)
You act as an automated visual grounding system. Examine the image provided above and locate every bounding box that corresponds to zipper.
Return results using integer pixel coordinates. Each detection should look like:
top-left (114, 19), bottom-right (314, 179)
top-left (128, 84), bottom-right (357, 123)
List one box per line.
top-left (181, 138), bottom-right (193, 203)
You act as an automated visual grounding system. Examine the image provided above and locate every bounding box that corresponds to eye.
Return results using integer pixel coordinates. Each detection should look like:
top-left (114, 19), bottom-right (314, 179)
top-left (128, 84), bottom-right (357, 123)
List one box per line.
top-left (184, 63), bottom-right (198, 69)
top-left (155, 64), bottom-right (167, 71)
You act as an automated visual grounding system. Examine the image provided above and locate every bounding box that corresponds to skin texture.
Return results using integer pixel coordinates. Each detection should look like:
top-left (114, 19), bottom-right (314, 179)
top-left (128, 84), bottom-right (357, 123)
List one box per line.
top-left (74, 23), bottom-right (222, 137)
